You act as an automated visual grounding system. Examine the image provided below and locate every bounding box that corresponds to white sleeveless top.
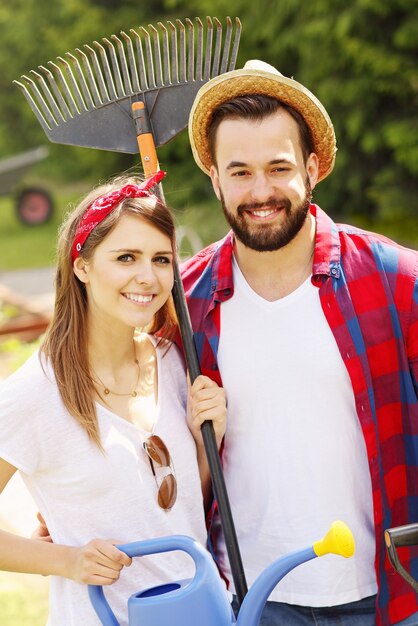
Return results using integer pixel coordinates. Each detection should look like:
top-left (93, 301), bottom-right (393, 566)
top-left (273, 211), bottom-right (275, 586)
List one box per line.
top-left (0, 337), bottom-right (209, 626)
top-left (217, 257), bottom-right (377, 606)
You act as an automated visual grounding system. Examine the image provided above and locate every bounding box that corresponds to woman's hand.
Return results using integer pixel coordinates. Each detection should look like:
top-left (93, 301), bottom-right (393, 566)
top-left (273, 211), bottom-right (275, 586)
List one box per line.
top-left (31, 512), bottom-right (52, 543)
top-left (187, 375), bottom-right (227, 449)
top-left (67, 539), bottom-right (132, 586)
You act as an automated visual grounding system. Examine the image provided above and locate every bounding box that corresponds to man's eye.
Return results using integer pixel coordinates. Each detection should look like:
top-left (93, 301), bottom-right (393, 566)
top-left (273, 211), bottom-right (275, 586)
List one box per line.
top-left (117, 254), bottom-right (134, 262)
top-left (232, 170), bottom-right (249, 177)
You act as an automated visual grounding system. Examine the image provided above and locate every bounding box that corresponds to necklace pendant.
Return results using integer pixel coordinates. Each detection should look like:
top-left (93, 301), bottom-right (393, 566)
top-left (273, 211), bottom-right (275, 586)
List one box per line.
top-left (132, 391), bottom-right (137, 397)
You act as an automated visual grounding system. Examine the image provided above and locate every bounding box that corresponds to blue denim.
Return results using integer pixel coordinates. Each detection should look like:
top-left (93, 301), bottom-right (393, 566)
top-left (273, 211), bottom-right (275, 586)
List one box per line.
top-left (232, 595), bottom-right (418, 626)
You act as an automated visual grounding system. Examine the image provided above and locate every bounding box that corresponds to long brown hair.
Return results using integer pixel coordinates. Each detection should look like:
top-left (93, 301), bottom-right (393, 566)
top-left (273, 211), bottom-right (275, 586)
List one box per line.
top-left (41, 173), bottom-right (178, 448)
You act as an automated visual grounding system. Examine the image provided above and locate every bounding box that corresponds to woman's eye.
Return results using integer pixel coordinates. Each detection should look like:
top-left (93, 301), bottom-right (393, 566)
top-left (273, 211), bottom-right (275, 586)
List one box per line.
top-left (154, 256), bottom-right (171, 264)
top-left (117, 254), bottom-right (134, 262)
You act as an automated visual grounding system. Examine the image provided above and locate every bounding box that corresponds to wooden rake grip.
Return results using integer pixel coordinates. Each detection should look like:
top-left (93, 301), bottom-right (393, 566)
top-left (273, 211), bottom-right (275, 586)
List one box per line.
top-left (132, 101), bottom-right (159, 176)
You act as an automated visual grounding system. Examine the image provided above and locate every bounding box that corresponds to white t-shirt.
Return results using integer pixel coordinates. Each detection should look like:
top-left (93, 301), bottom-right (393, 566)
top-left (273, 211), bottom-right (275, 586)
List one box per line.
top-left (217, 257), bottom-right (377, 606)
top-left (0, 336), bottom-right (208, 626)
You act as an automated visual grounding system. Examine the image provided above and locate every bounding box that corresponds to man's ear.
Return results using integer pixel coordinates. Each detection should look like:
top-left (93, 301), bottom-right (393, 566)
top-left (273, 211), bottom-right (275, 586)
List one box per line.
top-left (306, 153), bottom-right (319, 191)
top-left (73, 257), bottom-right (90, 284)
top-left (209, 165), bottom-right (222, 202)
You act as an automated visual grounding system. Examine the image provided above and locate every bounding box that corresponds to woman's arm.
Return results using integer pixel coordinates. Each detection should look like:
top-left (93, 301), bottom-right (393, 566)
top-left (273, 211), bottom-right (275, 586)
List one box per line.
top-left (187, 375), bottom-right (227, 510)
top-left (0, 457), bottom-right (132, 585)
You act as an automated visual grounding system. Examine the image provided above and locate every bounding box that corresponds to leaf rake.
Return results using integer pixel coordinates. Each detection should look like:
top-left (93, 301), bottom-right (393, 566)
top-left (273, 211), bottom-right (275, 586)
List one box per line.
top-left (14, 15), bottom-right (248, 607)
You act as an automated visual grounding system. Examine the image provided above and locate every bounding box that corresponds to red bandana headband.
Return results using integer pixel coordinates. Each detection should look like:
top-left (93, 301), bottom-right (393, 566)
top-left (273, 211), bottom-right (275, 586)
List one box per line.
top-left (72, 170), bottom-right (166, 261)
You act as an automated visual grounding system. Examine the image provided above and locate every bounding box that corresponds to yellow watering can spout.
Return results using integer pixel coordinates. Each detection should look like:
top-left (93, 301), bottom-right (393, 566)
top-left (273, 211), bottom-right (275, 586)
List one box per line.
top-left (313, 521), bottom-right (355, 558)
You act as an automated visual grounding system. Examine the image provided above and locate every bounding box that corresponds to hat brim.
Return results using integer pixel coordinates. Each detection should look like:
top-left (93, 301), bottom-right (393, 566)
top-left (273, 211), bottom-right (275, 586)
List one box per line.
top-left (189, 68), bottom-right (336, 182)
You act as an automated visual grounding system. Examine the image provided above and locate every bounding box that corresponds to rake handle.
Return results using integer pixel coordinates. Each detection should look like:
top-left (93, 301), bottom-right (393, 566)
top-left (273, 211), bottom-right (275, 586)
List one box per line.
top-left (132, 102), bottom-right (159, 174)
top-left (133, 101), bottom-right (248, 606)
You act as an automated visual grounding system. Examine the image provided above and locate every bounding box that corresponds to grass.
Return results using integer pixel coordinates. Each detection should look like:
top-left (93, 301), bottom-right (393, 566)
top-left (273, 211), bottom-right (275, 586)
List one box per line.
top-left (0, 573), bottom-right (49, 626)
top-left (0, 179), bottom-right (91, 271)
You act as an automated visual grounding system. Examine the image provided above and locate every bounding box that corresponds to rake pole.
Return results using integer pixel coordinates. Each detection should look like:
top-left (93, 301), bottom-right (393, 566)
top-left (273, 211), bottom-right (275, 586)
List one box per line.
top-left (132, 100), bottom-right (248, 606)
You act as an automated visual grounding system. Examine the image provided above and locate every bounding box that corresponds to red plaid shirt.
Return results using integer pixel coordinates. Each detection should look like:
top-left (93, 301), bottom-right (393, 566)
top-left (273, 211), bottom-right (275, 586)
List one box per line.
top-left (181, 204), bottom-right (418, 626)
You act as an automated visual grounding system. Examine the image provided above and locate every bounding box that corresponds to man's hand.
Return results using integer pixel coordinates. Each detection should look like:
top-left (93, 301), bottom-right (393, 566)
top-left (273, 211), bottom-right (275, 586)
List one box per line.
top-left (187, 375), bottom-right (227, 449)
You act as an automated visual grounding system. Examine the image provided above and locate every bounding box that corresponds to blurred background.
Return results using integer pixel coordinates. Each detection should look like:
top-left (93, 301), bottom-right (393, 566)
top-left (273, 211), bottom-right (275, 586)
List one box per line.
top-left (0, 0), bottom-right (417, 623)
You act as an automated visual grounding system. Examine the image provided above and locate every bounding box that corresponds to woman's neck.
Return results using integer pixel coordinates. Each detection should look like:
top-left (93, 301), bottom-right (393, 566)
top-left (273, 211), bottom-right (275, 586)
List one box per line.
top-left (86, 317), bottom-right (137, 375)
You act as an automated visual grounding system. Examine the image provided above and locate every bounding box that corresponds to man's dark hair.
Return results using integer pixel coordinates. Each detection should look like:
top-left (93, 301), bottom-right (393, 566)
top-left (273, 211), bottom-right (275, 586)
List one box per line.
top-left (207, 94), bottom-right (314, 167)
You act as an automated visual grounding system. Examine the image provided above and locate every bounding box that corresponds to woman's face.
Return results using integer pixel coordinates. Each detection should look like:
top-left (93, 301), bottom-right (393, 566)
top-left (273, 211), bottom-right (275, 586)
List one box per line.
top-left (74, 213), bottom-right (174, 332)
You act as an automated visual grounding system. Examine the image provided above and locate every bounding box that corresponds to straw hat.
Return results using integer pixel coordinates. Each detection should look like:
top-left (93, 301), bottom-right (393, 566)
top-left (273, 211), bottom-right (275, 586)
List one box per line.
top-left (189, 60), bottom-right (336, 182)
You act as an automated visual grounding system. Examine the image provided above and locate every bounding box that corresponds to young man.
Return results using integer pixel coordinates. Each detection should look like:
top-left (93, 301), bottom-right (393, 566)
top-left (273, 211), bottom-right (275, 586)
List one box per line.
top-left (182, 60), bottom-right (418, 626)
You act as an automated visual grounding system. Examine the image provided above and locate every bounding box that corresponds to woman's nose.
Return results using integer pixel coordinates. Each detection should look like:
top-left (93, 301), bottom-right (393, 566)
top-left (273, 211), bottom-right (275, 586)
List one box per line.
top-left (134, 263), bottom-right (155, 285)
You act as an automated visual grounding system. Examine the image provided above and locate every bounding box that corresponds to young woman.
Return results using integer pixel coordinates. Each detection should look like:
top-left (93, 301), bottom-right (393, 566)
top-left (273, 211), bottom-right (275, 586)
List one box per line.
top-left (0, 171), bottom-right (227, 626)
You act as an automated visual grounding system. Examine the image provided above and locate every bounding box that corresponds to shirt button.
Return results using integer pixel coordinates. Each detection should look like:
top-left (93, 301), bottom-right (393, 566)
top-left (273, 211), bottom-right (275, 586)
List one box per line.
top-left (331, 268), bottom-right (338, 276)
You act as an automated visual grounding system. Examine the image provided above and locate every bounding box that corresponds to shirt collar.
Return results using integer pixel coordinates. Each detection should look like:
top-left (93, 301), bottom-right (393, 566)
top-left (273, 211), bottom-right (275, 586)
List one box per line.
top-left (210, 204), bottom-right (341, 297)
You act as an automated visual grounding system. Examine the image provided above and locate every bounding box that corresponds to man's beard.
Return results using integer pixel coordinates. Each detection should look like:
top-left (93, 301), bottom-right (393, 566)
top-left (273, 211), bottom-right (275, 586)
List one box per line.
top-left (220, 178), bottom-right (312, 252)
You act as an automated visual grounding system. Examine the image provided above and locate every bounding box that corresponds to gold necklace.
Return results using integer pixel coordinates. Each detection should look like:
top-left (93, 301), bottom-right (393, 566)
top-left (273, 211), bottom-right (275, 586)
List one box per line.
top-left (94, 359), bottom-right (140, 398)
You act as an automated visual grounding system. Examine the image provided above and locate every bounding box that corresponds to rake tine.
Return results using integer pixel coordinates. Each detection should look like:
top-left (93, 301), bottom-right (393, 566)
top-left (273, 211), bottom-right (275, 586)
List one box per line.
top-left (219, 17), bottom-right (233, 74)
top-left (167, 21), bottom-right (178, 84)
top-left (139, 27), bottom-right (156, 90)
top-left (211, 18), bottom-right (223, 78)
top-left (228, 17), bottom-right (242, 71)
top-left (28, 69), bottom-right (64, 123)
top-left (186, 18), bottom-right (195, 82)
top-left (102, 38), bottom-right (125, 98)
top-left (15, 77), bottom-right (56, 131)
top-left (130, 29), bottom-right (149, 92)
top-left (120, 31), bottom-right (140, 93)
top-left (176, 19), bottom-right (186, 83)
top-left (65, 52), bottom-right (97, 110)
top-left (195, 17), bottom-right (204, 82)
top-left (47, 61), bottom-right (79, 117)
top-left (56, 56), bottom-right (87, 113)
top-left (111, 34), bottom-right (133, 95)
top-left (42, 63), bottom-right (75, 119)
top-left (148, 24), bottom-right (164, 88)
top-left (158, 22), bottom-right (171, 85)
top-left (38, 65), bottom-right (72, 122)
top-left (88, 42), bottom-right (114, 103)
top-left (203, 16), bottom-right (213, 80)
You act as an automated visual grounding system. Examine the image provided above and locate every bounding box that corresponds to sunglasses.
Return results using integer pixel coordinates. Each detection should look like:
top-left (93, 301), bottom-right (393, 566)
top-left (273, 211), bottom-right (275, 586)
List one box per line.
top-left (143, 434), bottom-right (177, 511)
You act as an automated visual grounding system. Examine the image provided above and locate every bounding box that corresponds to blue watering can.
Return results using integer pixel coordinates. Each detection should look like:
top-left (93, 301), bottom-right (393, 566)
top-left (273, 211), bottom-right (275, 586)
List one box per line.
top-left (88, 520), bottom-right (355, 626)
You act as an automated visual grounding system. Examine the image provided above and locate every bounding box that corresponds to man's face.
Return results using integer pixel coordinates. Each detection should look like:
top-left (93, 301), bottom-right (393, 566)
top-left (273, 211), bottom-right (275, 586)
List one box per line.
top-left (209, 110), bottom-right (319, 252)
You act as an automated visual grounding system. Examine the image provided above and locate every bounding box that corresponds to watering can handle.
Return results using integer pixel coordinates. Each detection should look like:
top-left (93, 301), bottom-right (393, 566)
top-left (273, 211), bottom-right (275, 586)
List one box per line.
top-left (88, 535), bottom-right (210, 626)
top-left (385, 524), bottom-right (418, 592)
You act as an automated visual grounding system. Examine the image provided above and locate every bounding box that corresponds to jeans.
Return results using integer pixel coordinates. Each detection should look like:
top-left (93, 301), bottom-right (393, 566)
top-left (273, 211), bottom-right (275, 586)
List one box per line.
top-left (232, 595), bottom-right (418, 626)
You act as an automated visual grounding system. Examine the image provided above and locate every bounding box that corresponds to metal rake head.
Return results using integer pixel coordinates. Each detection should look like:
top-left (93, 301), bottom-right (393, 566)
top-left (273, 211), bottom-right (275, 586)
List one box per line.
top-left (14, 17), bottom-right (242, 153)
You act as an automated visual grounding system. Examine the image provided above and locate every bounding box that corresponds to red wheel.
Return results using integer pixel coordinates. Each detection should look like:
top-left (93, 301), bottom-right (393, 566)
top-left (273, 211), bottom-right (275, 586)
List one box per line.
top-left (16, 187), bottom-right (53, 225)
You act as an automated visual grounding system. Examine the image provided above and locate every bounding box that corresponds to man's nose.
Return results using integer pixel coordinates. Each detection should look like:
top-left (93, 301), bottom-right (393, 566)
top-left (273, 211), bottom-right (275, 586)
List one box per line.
top-left (249, 173), bottom-right (275, 203)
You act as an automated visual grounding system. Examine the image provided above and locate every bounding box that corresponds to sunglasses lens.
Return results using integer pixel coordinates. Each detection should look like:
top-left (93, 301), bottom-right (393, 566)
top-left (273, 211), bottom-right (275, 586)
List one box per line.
top-left (158, 474), bottom-right (177, 510)
top-left (145, 435), bottom-right (171, 466)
